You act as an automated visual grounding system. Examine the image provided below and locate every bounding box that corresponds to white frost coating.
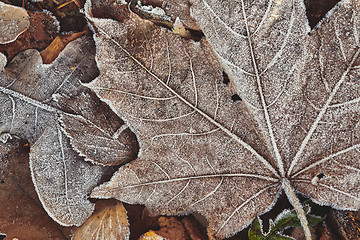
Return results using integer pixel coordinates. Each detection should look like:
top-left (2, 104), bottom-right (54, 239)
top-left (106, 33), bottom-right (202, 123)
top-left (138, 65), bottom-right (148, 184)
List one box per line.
top-left (136, 1), bottom-right (171, 21)
top-left (0, 133), bottom-right (12, 143)
top-left (41, 9), bottom-right (61, 33)
top-left (0, 36), bottom-right (108, 227)
top-left (282, 179), bottom-right (311, 240)
top-left (0, 2), bottom-right (30, 44)
top-left (0, 52), bottom-right (6, 72)
top-left (87, 0), bottom-right (360, 238)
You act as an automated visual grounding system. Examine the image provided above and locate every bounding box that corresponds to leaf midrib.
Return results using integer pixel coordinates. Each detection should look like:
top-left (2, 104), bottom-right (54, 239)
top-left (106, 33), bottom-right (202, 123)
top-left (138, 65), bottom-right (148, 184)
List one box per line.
top-left (91, 20), bottom-right (280, 178)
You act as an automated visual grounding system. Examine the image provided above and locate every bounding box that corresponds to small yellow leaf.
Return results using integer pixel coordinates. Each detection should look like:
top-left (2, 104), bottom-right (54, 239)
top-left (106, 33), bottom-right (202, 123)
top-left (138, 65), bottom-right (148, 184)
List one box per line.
top-left (73, 200), bottom-right (129, 240)
top-left (172, 17), bottom-right (190, 38)
top-left (138, 230), bottom-right (166, 240)
top-left (41, 31), bottom-right (86, 64)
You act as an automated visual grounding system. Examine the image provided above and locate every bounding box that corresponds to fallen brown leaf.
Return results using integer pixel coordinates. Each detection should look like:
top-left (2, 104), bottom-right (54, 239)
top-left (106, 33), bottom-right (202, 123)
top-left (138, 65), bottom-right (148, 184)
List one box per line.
top-left (182, 216), bottom-right (207, 240)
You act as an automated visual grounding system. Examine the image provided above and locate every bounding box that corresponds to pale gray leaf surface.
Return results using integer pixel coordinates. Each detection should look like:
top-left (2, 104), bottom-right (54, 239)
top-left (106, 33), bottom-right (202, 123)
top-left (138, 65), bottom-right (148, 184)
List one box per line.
top-left (57, 83), bottom-right (138, 165)
top-left (190, 0), bottom-right (310, 173)
top-left (289, 0), bottom-right (360, 209)
top-left (88, 0), bottom-right (359, 238)
top-left (0, 36), bottom-right (135, 226)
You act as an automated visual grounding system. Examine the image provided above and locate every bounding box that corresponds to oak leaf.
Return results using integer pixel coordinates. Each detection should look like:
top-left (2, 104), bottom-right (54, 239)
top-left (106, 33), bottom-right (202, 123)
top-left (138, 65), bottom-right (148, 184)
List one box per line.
top-left (0, 36), bottom-right (136, 227)
top-left (86, 0), bottom-right (360, 239)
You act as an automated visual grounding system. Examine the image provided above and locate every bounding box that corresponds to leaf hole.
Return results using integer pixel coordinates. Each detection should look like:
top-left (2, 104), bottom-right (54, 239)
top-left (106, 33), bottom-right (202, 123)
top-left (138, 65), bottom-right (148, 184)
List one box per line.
top-left (231, 94), bottom-right (242, 102)
top-left (187, 28), bottom-right (205, 41)
top-left (222, 71), bottom-right (230, 85)
top-left (317, 172), bottom-right (325, 179)
top-left (312, 172), bottom-right (326, 185)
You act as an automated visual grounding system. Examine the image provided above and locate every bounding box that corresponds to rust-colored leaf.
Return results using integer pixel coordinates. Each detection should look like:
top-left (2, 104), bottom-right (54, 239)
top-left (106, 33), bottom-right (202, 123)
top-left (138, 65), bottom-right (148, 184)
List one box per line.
top-left (182, 216), bottom-right (208, 240)
top-left (155, 217), bottom-right (190, 240)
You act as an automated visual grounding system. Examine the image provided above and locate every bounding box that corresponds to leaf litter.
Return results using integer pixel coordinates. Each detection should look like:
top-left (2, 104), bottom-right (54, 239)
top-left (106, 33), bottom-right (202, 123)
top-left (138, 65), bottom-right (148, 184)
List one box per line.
top-left (0, 0), bottom-right (359, 239)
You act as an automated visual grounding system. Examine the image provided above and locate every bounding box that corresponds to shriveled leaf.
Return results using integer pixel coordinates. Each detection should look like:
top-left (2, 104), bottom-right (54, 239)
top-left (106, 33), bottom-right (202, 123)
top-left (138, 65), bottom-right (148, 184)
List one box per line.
top-left (73, 200), bottom-right (129, 240)
top-left (182, 216), bottom-right (208, 240)
top-left (90, 0), bottom-right (129, 22)
top-left (328, 210), bottom-right (360, 239)
top-left (87, 0), bottom-right (360, 239)
top-left (155, 217), bottom-right (190, 240)
top-left (0, 36), bottom-right (136, 227)
top-left (0, 2), bottom-right (29, 44)
top-left (0, 137), bottom-right (71, 240)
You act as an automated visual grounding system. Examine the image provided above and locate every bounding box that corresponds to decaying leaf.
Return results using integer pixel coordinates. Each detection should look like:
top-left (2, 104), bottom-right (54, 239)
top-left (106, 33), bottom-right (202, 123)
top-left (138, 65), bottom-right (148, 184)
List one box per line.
top-left (155, 217), bottom-right (191, 240)
top-left (0, 2), bottom-right (30, 44)
top-left (0, 137), bottom-right (71, 240)
top-left (328, 210), bottom-right (360, 239)
top-left (0, 36), bottom-right (136, 227)
top-left (90, 0), bottom-right (129, 22)
top-left (182, 215), bottom-right (208, 240)
top-left (86, 0), bottom-right (360, 238)
top-left (73, 199), bottom-right (129, 240)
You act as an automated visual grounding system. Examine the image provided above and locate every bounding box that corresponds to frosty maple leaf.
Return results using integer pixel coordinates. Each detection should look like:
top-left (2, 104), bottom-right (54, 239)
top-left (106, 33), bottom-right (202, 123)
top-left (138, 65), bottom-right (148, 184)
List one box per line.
top-left (86, 0), bottom-right (360, 239)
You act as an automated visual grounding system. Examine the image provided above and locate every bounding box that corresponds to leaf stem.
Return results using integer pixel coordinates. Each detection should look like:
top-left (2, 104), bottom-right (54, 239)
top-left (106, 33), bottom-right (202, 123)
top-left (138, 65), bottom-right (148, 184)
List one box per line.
top-left (282, 178), bottom-right (311, 240)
